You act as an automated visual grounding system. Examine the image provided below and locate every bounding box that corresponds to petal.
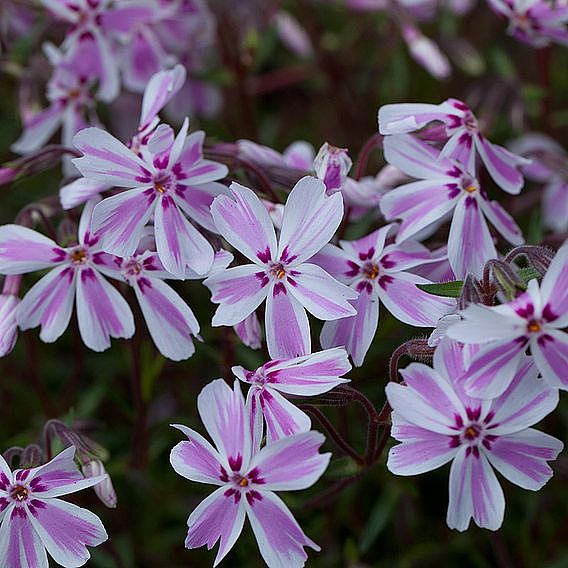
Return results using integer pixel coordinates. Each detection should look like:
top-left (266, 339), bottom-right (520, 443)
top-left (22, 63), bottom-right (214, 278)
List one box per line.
top-left (539, 241), bottom-right (568, 327)
top-left (447, 304), bottom-right (522, 343)
top-left (11, 104), bottom-right (64, 154)
top-left (60, 179), bottom-right (108, 211)
top-left (387, 413), bottom-right (458, 475)
top-left (21, 447), bottom-right (105, 499)
top-left (233, 313), bottom-right (262, 349)
top-left (286, 263), bottom-right (357, 320)
top-left (177, 131), bottom-right (229, 184)
top-left (488, 357), bottom-right (559, 434)
top-left (530, 330), bottom-right (568, 389)
top-left (17, 266), bottom-right (76, 344)
top-left (380, 179), bottom-right (458, 243)
top-left (0, 506), bottom-right (48, 568)
top-left (310, 243), bottom-right (353, 283)
top-left (478, 198), bottom-right (524, 246)
top-left (75, 267), bottom-right (134, 352)
top-left (485, 429), bottom-right (563, 490)
top-left (134, 277), bottom-right (198, 361)
top-left (100, 5), bottom-right (154, 34)
top-left (380, 240), bottom-right (442, 272)
top-left (259, 346), bottom-right (351, 395)
top-left (474, 135), bottom-right (527, 194)
top-left (255, 388), bottom-right (311, 443)
top-left (339, 225), bottom-right (391, 266)
top-left (376, 272), bottom-right (455, 327)
top-left (73, 128), bottom-right (151, 187)
top-left (320, 290), bottom-right (379, 367)
top-left (91, 187), bottom-right (156, 257)
top-left (246, 491), bottom-right (320, 567)
top-left (139, 64), bottom-right (186, 130)
top-left (250, 431), bottom-right (330, 490)
top-left (278, 176), bottom-right (343, 264)
top-left (210, 182), bottom-right (277, 265)
top-left (448, 196), bottom-right (497, 279)
top-left (461, 339), bottom-right (527, 399)
top-left (378, 101), bottom-right (456, 134)
top-left (265, 285), bottom-right (310, 359)
top-left (205, 264), bottom-right (270, 327)
top-left (197, 379), bottom-right (251, 470)
top-left (0, 226), bottom-right (64, 274)
top-left (154, 195), bottom-right (214, 277)
top-left (147, 124), bottom-right (174, 156)
top-left (170, 424), bottom-right (225, 485)
top-left (121, 27), bottom-right (166, 92)
top-left (383, 134), bottom-right (453, 178)
top-left (174, 182), bottom-right (228, 233)
top-left (26, 498), bottom-right (107, 567)
top-left (447, 448), bottom-right (504, 531)
top-left (185, 486), bottom-right (246, 568)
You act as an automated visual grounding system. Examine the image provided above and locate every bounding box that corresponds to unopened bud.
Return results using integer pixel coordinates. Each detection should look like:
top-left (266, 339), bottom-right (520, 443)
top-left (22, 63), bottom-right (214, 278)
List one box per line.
top-left (313, 143), bottom-right (352, 193)
top-left (0, 166), bottom-right (17, 186)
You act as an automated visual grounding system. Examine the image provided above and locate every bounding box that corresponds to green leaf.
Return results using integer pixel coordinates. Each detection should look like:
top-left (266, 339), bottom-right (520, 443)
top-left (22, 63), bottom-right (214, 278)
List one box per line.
top-left (417, 281), bottom-right (464, 298)
top-left (359, 486), bottom-right (401, 553)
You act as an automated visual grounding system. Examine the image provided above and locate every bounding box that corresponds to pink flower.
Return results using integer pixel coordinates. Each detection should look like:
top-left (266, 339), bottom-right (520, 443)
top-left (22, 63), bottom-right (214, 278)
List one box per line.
top-left (233, 347), bottom-right (351, 442)
top-left (378, 98), bottom-right (530, 194)
top-left (312, 225), bottom-right (455, 365)
top-left (0, 202), bottom-right (134, 351)
top-left (386, 339), bottom-right (562, 531)
top-left (0, 446), bottom-right (108, 567)
top-left (72, 116), bottom-right (228, 278)
top-left (401, 24), bottom-right (451, 80)
top-left (204, 177), bottom-right (357, 359)
top-left (313, 142), bottom-right (352, 194)
top-left (170, 379), bottom-right (330, 567)
top-left (487, 0), bottom-right (568, 47)
top-left (447, 241), bottom-right (568, 396)
top-left (381, 134), bottom-right (524, 278)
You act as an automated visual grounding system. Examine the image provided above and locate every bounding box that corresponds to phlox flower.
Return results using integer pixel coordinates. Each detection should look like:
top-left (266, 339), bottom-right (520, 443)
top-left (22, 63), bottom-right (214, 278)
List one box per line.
top-left (170, 379), bottom-right (330, 567)
top-left (378, 98), bottom-right (529, 193)
top-left (386, 339), bottom-right (562, 531)
top-left (312, 224), bottom-right (455, 366)
top-left (509, 133), bottom-right (568, 233)
top-left (0, 446), bottom-right (108, 567)
top-left (447, 241), bottom-right (568, 396)
top-left (232, 347), bottom-right (351, 442)
top-left (313, 143), bottom-right (352, 194)
top-left (204, 176), bottom-right (357, 359)
top-left (380, 134), bottom-right (524, 278)
top-left (60, 64), bottom-right (187, 210)
top-left (72, 114), bottom-right (228, 278)
top-left (40, 0), bottom-right (155, 102)
top-left (0, 202), bottom-right (134, 352)
top-left (486, 0), bottom-right (568, 46)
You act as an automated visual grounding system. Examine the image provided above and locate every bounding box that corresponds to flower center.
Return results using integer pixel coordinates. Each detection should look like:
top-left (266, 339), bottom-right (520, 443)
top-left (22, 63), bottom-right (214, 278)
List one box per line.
top-left (460, 175), bottom-right (478, 194)
top-left (70, 247), bottom-right (88, 265)
top-left (155, 182), bottom-right (167, 194)
top-left (463, 424), bottom-right (481, 440)
top-left (527, 319), bottom-right (541, 333)
top-left (463, 111), bottom-right (478, 131)
top-left (10, 485), bottom-right (29, 502)
top-left (363, 262), bottom-right (379, 280)
top-left (238, 477), bottom-right (249, 487)
top-left (123, 259), bottom-right (143, 277)
top-left (270, 263), bottom-right (286, 279)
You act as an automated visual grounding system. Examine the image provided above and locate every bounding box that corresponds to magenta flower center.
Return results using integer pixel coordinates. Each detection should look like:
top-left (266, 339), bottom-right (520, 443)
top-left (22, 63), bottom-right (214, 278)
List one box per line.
top-left (123, 259), bottom-right (143, 277)
top-left (527, 319), bottom-right (542, 333)
top-left (270, 263), bottom-right (287, 280)
top-left (362, 261), bottom-right (380, 280)
top-left (460, 175), bottom-right (478, 194)
top-left (70, 247), bottom-right (89, 265)
top-left (9, 485), bottom-right (29, 502)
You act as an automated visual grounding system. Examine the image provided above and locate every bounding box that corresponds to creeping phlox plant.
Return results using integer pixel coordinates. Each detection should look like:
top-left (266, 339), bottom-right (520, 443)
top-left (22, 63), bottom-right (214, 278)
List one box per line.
top-left (0, 0), bottom-right (567, 566)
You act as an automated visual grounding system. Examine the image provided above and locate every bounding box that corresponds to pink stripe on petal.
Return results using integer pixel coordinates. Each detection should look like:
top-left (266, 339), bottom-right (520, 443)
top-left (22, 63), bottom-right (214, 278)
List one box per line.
top-left (265, 285), bottom-right (310, 359)
top-left (531, 330), bottom-right (568, 389)
top-left (174, 182), bottom-right (228, 233)
top-left (246, 491), bottom-right (320, 567)
top-left (185, 486), bottom-right (246, 567)
top-left (26, 498), bottom-right (107, 567)
top-left (539, 242), bottom-right (568, 326)
top-left (75, 267), bottom-right (134, 352)
top-left (11, 103), bottom-right (64, 155)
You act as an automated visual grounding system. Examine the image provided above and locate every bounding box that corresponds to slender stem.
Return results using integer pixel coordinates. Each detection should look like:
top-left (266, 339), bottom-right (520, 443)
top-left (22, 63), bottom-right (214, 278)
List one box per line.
top-left (300, 405), bottom-right (363, 464)
top-left (236, 158), bottom-right (282, 203)
top-left (305, 474), bottom-right (362, 510)
top-left (128, 335), bottom-right (148, 470)
top-left (354, 133), bottom-right (383, 181)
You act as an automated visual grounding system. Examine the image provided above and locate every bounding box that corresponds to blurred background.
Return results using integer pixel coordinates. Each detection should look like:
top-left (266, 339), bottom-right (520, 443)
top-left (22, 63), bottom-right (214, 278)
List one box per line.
top-left (0, 1), bottom-right (567, 566)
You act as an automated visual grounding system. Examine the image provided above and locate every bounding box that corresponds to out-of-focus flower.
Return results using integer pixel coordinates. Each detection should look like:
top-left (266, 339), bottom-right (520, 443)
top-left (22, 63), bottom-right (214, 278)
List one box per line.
top-left (401, 24), bottom-right (451, 80)
top-left (233, 347), bottom-right (351, 442)
top-left (0, 201), bottom-right (134, 352)
top-left (313, 143), bottom-right (353, 194)
top-left (378, 98), bottom-right (530, 193)
top-left (73, 117), bottom-right (228, 277)
top-left (381, 134), bottom-right (524, 278)
top-left (273, 11), bottom-right (314, 58)
top-left (447, 241), bottom-right (568, 396)
top-left (313, 224), bottom-right (455, 366)
top-left (0, 167), bottom-right (17, 186)
top-left (510, 133), bottom-right (568, 233)
top-left (386, 339), bottom-right (562, 531)
top-left (204, 176), bottom-right (357, 359)
top-left (486, 0), bottom-right (568, 47)
top-left (0, 446), bottom-right (108, 566)
top-left (81, 459), bottom-right (117, 509)
top-left (170, 379), bottom-right (329, 567)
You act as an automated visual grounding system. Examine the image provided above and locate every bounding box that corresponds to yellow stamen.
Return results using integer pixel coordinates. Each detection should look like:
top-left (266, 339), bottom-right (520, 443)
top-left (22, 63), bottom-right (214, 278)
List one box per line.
top-left (155, 183), bottom-right (166, 194)
top-left (276, 268), bottom-right (286, 279)
top-left (527, 321), bottom-right (541, 333)
top-left (239, 478), bottom-right (248, 487)
top-left (465, 185), bottom-right (477, 193)
top-left (70, 248), bottom-right (88, 264)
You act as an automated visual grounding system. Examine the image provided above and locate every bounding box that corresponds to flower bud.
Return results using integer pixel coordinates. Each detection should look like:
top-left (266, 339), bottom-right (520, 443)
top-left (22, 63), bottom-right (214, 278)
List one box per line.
top-left (0, 166), bottom-right (17, 186)
top-left (313, 143), bottom-right (352, 193)
top-left (82, 460), bottom-right (117, 509)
